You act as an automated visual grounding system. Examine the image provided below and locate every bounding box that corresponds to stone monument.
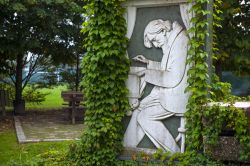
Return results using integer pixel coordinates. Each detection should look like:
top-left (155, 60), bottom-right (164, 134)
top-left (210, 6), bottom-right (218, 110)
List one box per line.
top-left (123, 0), bottom-right (193, 153)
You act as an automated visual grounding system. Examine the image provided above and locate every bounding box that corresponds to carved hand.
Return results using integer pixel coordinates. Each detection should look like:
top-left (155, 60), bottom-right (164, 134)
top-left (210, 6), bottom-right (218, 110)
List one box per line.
top-left (133, 55), bottom-right (149, 64)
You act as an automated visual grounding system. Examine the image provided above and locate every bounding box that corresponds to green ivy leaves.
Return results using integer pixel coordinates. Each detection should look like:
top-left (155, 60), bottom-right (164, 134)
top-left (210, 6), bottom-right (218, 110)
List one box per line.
top-left (185, 0), bottom-right (250, 162)
top-left (69, 0), bottom-right (129, 165)
top-left (185, 0), bottom-right (211, 153)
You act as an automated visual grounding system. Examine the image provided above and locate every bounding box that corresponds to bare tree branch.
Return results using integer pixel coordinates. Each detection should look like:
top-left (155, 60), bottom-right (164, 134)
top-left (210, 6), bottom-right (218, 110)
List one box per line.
top-left (0, 78), bottom-right (14, 86)
top-left (7, 71), bottom-right (16, 85)
top-left (22, 54), bottom-right (49, 90)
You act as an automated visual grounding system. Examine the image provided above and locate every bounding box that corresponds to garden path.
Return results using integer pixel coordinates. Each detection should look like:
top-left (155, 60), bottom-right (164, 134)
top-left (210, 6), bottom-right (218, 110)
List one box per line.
top-left (14, 109), bottom-right (84, 143)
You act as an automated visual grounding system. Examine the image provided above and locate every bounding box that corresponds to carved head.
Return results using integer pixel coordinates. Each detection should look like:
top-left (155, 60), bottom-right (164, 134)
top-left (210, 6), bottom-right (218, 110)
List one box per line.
top-left (144, 19), bottom-right (172, 48)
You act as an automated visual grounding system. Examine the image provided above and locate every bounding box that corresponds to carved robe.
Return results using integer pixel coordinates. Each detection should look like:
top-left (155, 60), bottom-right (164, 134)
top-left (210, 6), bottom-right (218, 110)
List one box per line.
top-left (144, 21), bottom-right (189, 114)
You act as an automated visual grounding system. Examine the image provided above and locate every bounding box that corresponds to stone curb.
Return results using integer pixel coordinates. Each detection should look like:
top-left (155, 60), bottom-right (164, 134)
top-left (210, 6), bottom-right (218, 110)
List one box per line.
top-left (14, 116), bottom-right (26, 143)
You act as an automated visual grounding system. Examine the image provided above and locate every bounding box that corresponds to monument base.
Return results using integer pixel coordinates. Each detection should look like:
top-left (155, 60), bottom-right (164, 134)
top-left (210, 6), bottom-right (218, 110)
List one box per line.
top-left (204, 136), bottom-right (250, 163)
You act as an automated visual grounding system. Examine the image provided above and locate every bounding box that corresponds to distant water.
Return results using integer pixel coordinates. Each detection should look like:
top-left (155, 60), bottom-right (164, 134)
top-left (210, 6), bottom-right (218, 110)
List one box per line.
top-left (222, 71), bottom-right (250, 97)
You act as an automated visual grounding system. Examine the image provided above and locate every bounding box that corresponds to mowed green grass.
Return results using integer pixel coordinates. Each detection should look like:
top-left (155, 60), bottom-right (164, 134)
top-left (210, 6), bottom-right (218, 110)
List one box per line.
top-left (0, 129), bottom-right (74, 165)
top-left (26, 85), bottom-right (67, 110)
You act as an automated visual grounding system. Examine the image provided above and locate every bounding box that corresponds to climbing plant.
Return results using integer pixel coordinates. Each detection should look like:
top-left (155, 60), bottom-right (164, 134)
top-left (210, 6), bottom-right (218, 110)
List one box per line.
top-left (68, 0), bottom-right (130, 165)
top-left (184, 0), bottom-right (211, 152)
top-left (185, 0), bottom-right (250, 163)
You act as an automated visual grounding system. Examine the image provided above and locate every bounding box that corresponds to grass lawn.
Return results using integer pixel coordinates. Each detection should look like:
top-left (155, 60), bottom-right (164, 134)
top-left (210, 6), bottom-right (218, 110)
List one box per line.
top-left (26, 85), bottom-right (67, 110)
top-left (0, 129), bottom-right (74, 165)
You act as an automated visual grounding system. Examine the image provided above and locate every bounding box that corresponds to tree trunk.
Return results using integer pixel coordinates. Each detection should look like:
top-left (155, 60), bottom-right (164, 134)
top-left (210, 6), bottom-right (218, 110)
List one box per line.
top-left (75, 54), bottom-right (80, 92)
top-left (14, 54), bottom-right (25, 114)
top-left (215, 61), bottom-right (222, 81)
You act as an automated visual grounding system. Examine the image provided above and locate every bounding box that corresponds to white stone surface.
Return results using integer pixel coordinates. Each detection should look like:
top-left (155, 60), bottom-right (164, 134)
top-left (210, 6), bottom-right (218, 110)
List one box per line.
top-left (123, 0), bottom-right (188, 7)
top-left (126, 67), bottom-right (146, 112)
top-left (124, 0), bottom-right (190, 39)
top-left (125, 7), bottom-right (137, 39)
top-left (207, 102), bottom-right (250, 110)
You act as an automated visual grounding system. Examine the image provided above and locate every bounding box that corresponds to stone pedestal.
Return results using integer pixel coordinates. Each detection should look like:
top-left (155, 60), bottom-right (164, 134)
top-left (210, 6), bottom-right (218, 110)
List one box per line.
top-left (204, 102), bottom-right (250, 163)
top-left (205, 136), bottom-right (250, 163)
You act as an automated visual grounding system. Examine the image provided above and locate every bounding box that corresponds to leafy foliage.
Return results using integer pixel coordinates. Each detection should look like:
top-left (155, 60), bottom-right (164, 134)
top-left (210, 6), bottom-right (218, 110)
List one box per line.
top-left (203, 105), bottom-right (250, 159)
top-left (68, 0), bottom-right (130, 165)
top-left (23, 85), bottom-right (50, 104)
top-left (214, 0), bottom-right (250, 76)
top-left (60, 66), bottom-right (83, 91)
top-left (184, 0), bottom-right (250, 163)
top-left (0, 83), bottom-right (49, 104)
top-left (185, 0), bottom-right (211, 152)
top-left (0, 0), bottom-right (83, 62)
top-left (36, 150), bottom-right (67, 166)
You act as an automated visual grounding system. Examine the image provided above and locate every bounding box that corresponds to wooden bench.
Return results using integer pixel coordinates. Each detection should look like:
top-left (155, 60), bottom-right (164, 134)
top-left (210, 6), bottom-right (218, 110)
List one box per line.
top-left (61, 91), bottom-right (84, 124)
top-left (0, 90), bottom-right (10, 116)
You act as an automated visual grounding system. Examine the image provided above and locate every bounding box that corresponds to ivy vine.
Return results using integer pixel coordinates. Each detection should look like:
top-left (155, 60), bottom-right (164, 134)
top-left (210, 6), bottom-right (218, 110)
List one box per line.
top-left (185, 0), bottom-right (211, 152)
top-left (185, 0), bottom-right (250, 163)
top-left (68, 0), bottom-right (129, 165)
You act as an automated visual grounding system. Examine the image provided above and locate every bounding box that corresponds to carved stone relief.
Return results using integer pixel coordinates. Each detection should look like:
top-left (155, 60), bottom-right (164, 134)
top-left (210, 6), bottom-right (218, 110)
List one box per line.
top-left (124, 2), bottom-right (192, 153)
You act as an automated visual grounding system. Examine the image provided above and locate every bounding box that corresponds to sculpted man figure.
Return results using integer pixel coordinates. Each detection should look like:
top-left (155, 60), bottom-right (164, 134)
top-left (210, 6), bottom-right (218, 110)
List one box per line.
top-left (124, 19), bottom-right (189, 152)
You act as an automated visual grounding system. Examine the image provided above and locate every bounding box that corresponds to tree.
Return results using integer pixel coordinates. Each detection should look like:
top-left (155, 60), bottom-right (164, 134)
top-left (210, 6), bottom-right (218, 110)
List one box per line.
top-left (58, 54), bottom-right (84, 91)
top-left (214, 0), bottom-right (250, 78)
top-left (0, 0), bottom-right (84, 114)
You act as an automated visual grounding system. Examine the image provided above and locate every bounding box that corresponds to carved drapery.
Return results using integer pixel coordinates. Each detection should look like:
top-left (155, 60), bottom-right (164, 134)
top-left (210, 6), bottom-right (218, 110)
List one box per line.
top-left (125, 7), bottom-right (137, 39)
top-left (180, 3), bottom-right (194, 35)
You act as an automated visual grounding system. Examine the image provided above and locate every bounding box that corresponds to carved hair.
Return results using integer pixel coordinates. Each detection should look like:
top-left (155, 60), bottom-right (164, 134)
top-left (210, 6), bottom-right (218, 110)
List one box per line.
top-left (144, 19), bottom-right (172, 48)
